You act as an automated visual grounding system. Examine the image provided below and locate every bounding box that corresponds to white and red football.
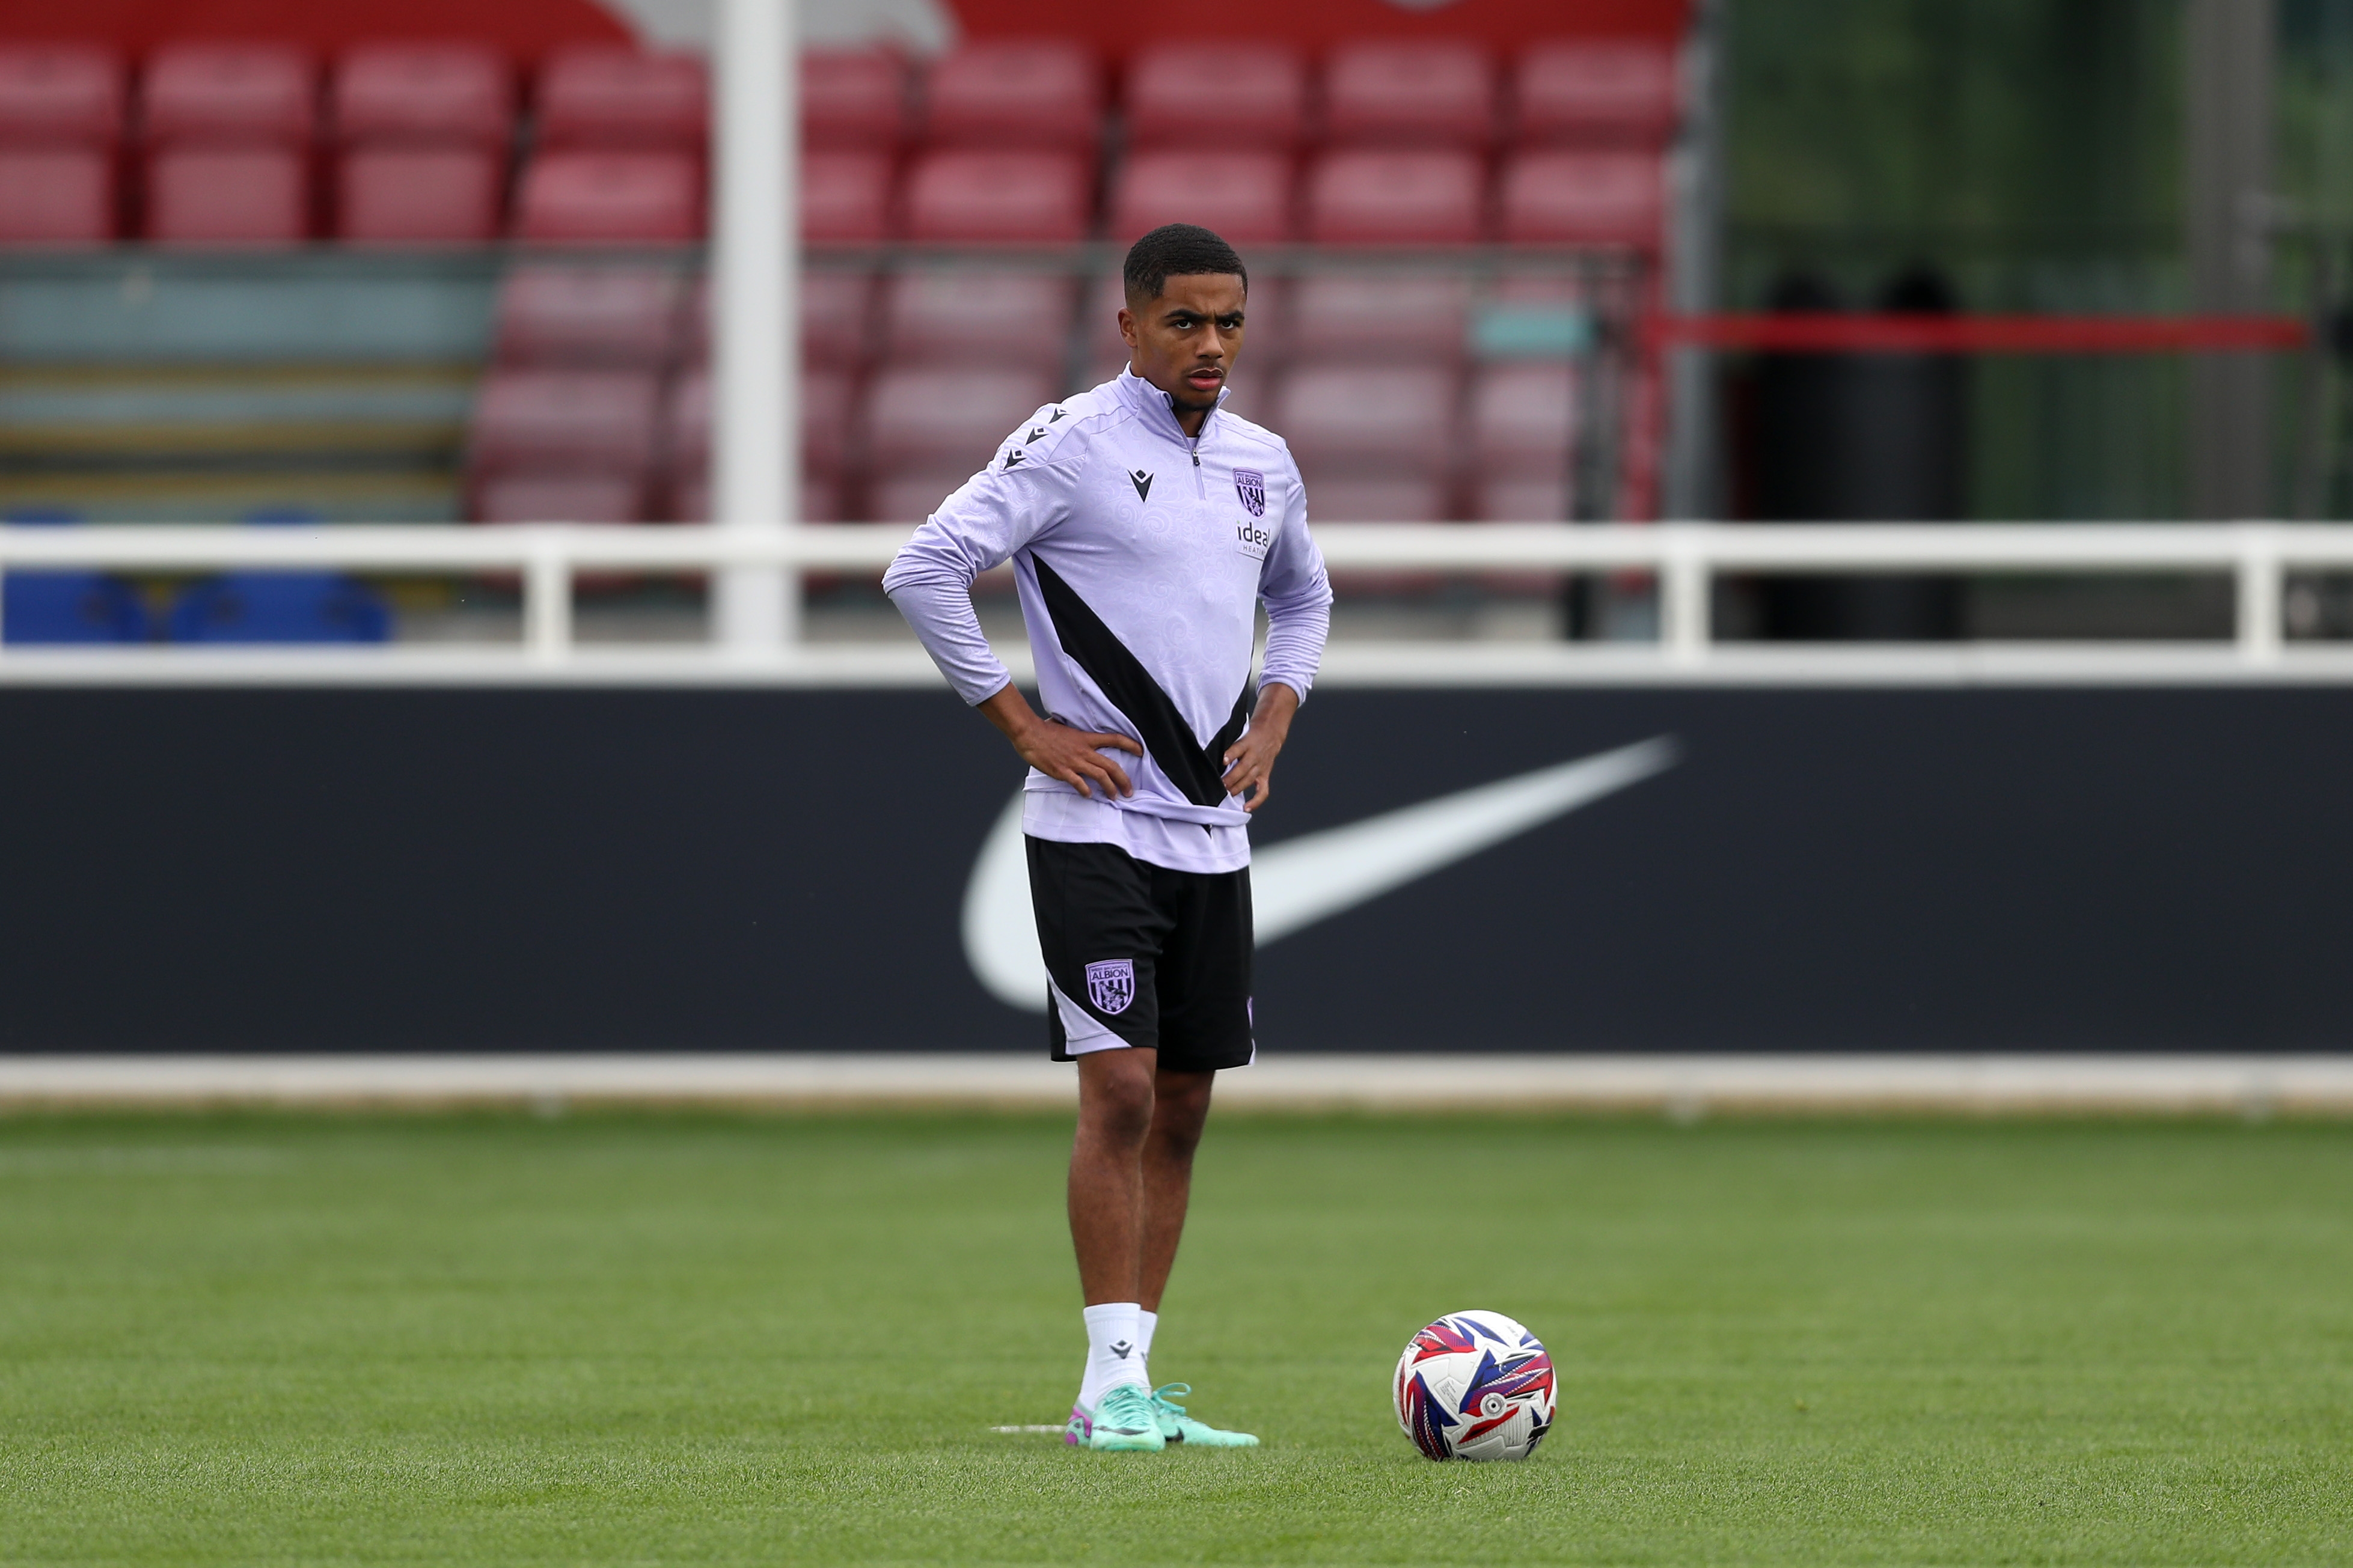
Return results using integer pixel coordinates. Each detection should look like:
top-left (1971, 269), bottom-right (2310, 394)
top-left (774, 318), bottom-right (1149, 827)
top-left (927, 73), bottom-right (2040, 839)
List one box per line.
top-left (1392, 1309), bottom-right (1556, 1461)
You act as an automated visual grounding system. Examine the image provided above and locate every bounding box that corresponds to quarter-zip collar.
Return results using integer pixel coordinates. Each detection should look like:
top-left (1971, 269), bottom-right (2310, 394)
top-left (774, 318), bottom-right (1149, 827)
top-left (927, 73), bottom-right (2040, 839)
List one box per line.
top-left (1117, 367), bottom-right (1228, 450)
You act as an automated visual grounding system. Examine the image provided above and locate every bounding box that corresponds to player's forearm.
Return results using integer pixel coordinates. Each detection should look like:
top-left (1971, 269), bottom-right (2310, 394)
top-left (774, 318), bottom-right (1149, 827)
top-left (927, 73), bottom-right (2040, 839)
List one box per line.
top-left (884, 572), bottom-right (1011, 706)
top-left (1258, 590), bottom-right (1330, 706)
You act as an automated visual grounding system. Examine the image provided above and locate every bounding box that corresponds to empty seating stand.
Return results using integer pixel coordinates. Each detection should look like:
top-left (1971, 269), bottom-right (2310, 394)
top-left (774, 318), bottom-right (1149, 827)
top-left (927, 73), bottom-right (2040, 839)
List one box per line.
top-left (863, 364), bottom-right (1056, 522)
top-left (535, 47), bottom-right (706, 151)
top-left (1112, 151), bottom-right (1291, 244)
top-left (902, 150), bottom-right (1089, 243)
top-left (880, 270), bottom-right (1076, 367)
top-left (1513, 41), bottom-right (1678, 148)
top-left (0, 45), bottom-right (122, 145)
top-left (331, 44), bottom-right (512, 245)
top-left (922, 41), bottom-right (1098, 150)
top-left (801, 50), bottom-right (907, 150)
top-left (494, 267), bottom-right (686, 367)
top-left (1125, 43), bottom-right (1304, 150)
top-left (1323, 41), bottom-right (1495, 148)
top-left (515, 151), bottom-right (702, 243)
top-left (1499, 151), bottom-right (1663, 249)
top-left (142, 44), bottom-right (315, 246)
top-left (468, 367), bottom-right (662, 521)
top-left (1306, 151), bottom-right (1484, 245)
top-left (803, 150), bottom-right (892, 243)
top-left (0, 150), bottom-right (113, 244)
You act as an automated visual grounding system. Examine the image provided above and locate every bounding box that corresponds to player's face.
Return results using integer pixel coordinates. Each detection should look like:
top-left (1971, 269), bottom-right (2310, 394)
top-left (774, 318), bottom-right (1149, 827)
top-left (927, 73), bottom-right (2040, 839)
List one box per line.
top-left (1119, 273), bottom-right (1248, 416)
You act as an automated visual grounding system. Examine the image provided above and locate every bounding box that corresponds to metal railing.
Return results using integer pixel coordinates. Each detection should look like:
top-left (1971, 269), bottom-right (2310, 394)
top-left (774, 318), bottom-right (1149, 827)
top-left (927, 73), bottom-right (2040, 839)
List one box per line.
top-left (4, 522), bottom-right (2353, 680)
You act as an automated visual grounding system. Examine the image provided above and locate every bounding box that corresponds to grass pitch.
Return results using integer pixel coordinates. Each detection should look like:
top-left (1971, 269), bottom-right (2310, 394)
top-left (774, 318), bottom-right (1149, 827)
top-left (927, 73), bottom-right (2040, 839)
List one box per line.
top-left (1, 1109), bottom-right (2348, 1565)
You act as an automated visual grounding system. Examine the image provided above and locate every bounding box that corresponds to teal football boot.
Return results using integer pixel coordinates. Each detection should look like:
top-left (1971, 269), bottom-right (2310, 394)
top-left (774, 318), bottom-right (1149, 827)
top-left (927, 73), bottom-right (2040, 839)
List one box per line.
top-left (1085, 1383), bottom-right (1166, 1452)
top-left (1150, 1383), bottom-right (1259, 1447)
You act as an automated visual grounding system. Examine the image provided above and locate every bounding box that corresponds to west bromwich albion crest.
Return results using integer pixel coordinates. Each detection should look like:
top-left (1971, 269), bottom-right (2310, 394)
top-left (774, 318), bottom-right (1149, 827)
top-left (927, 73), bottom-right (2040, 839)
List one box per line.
top-left (1085, 959), bottom-right (1136, 1015)
top-left (1234, 468), bottom-right (1266, 517)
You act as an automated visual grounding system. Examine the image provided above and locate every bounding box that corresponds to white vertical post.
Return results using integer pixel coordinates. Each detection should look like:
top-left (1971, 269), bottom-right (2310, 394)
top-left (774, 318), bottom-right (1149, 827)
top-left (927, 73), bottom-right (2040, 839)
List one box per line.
top-left (712, 0), bottom-right (799, 653)
top-left (524, 533), bottom-right (572, 664)
top-left (2238, 525), bottom-right (2283, 664)
top-left (1660, 526), bottom-right (1710, 665)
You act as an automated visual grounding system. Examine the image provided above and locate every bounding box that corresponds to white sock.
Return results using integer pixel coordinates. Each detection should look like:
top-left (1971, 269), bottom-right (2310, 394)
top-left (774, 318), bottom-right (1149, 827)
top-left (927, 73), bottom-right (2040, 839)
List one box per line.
top-left (1077, 1302), bottom-right (1147, 1410)
top-left (1137, 1309), bottom-right (1158, 1382)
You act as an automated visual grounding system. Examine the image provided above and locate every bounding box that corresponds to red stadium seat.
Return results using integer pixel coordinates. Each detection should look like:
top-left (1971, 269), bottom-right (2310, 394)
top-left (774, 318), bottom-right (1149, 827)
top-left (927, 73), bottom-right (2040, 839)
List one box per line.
top-left (338, 147), bottom-right (501, 244)
top-left (662, 366), bottom-right (852, 480)
top-left (1470, 361), bottom-right (1575, 472)
top-left (0, 45), bottom-right (123, 145)
top-left (145, 147), bottom-right (307, 245)
top-left (803, 49), bottom-right (906, 149)
top-left (1513, 41), bottom-right (1678, 147)
top-left (468, 368), bottom-right (661, 476)
top-left (494, 266), bottom-right (685, 367)
top-left (666, 473), bottom-right (842, 523)
top-left (799, 270), bottom-right (874, 367)
top-left (803, 150), bottom-right (892, 243)
top-left (1305, 150), bottom-right (1484, 245)
top-left (1273, 361), bottom-right (1458, 477)
top-left (864, 363), bottom-right (1055, 469)
top-left (1288, 273), bottom-right (1469, 361)
top-left (901, 149), bottom-right (1089, 243)
top-left (1110, 151), bottom-right (1290, 243)
top-left (881, 270), bottom-right (1077, 367)
top-left (142, 44), bottom-right (314, 145)
top-left (0, 150), bottom-right (113, 243)
top-left (679, 271), bottom-right (874, 367)
top-left (923, 41), bottom-right (1099, 149)
top-left (514, 151), bottom-right (701, 243)
top-left (332, 44), bottom-right (511, 147)
top-left (1499, 150), bottom-right (1663, 248)
top-left (473, 472), bottom-right (643, 523)
top-left (1322, 41), bottom-right (1494, 147)
top-left (1125, 43), bottom-right (1304, 150)
top-left (536, 47), bottom-right (706, 151)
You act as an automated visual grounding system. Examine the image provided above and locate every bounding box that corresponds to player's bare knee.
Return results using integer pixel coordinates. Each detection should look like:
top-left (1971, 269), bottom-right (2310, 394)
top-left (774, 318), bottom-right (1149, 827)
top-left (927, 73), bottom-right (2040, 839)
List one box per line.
top-left (1079, 1052), bottom-right (1158, 1145)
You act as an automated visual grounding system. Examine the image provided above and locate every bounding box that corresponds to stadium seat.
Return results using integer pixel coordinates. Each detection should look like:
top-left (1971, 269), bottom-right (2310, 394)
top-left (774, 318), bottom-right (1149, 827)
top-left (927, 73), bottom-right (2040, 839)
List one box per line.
top-left (0, 44), bottom-right (123, 145)
top-left (167, 573), bottom-right (391, 643)
top-left (1498, 150), bottom-right (1663, 248)
top-left (1288, 273), bottom-right (1470, 362)
top-left (332, 44), bottom-right (510, 147)
top-left (863, 363), bottom-right (1055, 470)
top-left (798, 270), bottom-right (874, 367)
top-left (1322, 41), bottom-right (1495, 147)
top-left (803, 49), bottom-right (907, 149)
top-left (536, 47), bottom-right (707, 151)
top-left (473, 472), bottom-right (643, 523)
top-left (1110, 150), bottom-right (1291, 243)
top-left (803, 150), bottom-right (892, 243)
top-left (141, 43), bottom-right (314, 144)
top-left (901, 149), bottom-right (1089, 243)
top-left (0, 149), bottom-right (113, 243)
top-left (468, 367), bottom-right (662, 476)
top-left (2, 570), bottom-right (148, 642)
top-left (1125, 43), bottom-right (1304, 149)
top-left (1305, 150), bottom-right (1484, 245)
top-left (1512, 41), bottom-right (1678, 147)
top-left (1474, 477), bottom-right (1571, 521)
top-left (494, 266), bottom-right (685, 367)
top-left (338, 147), bottom-right (501, 244)
top-left (922, 41), bottom-right (1099, 149)
top-left (666, 472), bottom-right (842, 523)
top-left (513, 151), bottom-right (702, 243)
top-left (145, 147), bottom-right (307, 245)
top-left (1273, 361), bottom-right (1458, 477)
top-left (1469, 361), bottom-right (1577, 474)
top-left (881, 270), bottom-right (1077, 367)
top-left (662, 366), bottom-right (851, 484)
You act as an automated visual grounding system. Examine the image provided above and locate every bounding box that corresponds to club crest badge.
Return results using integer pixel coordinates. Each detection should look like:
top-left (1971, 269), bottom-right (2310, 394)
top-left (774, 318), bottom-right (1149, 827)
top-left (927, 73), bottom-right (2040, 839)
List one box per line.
top-left (1085, 959), bottom-right (1136, 1015)
top-left (1234, 468), bottom-right (1266, 517)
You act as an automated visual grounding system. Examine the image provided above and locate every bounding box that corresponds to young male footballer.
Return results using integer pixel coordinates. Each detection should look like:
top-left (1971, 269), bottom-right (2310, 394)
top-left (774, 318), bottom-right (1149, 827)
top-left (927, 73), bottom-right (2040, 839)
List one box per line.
top-left (884, 225), bottom-right (1331, 1452)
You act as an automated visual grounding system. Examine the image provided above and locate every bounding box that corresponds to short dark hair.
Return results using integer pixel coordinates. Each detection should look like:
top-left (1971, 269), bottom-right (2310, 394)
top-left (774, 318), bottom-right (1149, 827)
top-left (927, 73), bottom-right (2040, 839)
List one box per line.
top-left (1122, 224), bottom-right (1248, 304)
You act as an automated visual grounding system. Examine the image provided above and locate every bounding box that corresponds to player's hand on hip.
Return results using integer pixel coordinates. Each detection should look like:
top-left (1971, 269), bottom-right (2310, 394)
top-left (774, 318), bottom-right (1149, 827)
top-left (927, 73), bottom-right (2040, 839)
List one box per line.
top-left (1021, 721), bottom-right (1142, 799)
top-left (1221, 682), bottom-right (1299, 813)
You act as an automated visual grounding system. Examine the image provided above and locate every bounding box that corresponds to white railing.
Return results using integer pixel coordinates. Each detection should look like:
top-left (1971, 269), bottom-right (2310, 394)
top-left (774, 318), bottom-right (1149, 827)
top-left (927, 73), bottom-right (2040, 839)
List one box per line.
top-left (5, 522), bottom-right (2353, 683)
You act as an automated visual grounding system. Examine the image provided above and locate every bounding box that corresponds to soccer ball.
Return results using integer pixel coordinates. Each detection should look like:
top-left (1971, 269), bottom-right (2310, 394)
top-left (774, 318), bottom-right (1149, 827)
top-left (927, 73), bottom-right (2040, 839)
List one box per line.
top-left (1392, 1310), bottom-right (1556, 1462)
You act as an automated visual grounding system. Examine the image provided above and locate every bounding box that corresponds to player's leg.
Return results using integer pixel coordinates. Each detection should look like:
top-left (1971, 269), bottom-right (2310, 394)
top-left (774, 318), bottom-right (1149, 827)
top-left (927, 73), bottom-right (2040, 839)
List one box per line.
top-left (1131, 862), bottom-right (1259, 1447)
top-left (1138, 1067), bottom-right (1214, 1314)
top-left (1069, 1045), bottom-right (1158, 1308)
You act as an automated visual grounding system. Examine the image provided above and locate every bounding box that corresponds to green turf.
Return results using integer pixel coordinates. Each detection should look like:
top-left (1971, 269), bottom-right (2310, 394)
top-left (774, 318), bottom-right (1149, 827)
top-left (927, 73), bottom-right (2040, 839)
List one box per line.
top-left (1, 1109), bottom-right (2349, 1565)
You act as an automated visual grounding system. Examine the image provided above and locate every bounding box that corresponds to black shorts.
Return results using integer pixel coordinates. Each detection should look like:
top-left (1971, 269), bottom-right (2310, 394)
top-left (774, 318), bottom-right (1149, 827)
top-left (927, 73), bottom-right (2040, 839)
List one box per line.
top-left (1026, 835), bottom-right (1255, 1073)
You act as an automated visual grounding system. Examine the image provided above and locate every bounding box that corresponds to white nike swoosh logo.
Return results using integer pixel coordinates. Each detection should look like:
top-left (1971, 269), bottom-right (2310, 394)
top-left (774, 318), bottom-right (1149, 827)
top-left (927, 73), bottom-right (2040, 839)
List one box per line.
top-left (961, 736), bottom-right (1680, 1011)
